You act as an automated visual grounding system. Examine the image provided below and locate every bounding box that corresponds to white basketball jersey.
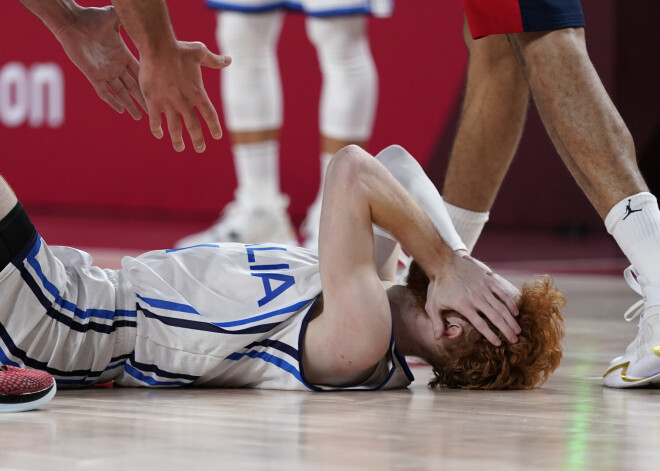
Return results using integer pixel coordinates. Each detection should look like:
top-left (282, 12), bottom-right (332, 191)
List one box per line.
top-left (118, 242), bottom-right (413, 390)
top-left (1, 236), bottom-right (413, 391)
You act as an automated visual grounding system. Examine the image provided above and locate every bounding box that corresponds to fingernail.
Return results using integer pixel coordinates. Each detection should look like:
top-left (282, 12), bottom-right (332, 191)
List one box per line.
top-left (511, 335), bottom-right (519, 343)
top-left (175, 144), bottom-right (184, 152)
top-left (212, 132), bottom-right (222, 140)
top-left (195, 144), bottom-right (205, 153)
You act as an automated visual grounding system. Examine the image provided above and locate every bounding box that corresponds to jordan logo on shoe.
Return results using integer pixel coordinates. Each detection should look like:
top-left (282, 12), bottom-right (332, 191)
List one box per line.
top-left (623, 199), bottom-right (643, 220)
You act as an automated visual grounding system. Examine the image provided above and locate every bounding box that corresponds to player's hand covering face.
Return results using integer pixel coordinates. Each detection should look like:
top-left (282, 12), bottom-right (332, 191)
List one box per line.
top-left (56, 6), bottom-right (146, 120)
top-left (425, 254), bottom-right (521, 347)
top-left (139, 41), bottom-right (231, 153)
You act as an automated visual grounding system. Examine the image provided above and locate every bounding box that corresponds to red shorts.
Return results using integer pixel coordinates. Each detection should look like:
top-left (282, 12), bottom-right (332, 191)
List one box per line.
top-left (462, 0), bottom-right (585, 39)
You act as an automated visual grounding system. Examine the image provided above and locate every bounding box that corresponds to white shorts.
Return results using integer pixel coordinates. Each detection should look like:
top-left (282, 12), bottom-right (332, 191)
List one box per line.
top-left (206, 0), bottom-right (393, 17)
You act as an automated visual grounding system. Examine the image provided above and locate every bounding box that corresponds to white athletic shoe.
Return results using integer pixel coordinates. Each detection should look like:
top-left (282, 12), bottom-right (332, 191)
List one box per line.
top-left (300, 198), bottom-right (322, 252)
top-left (603, 265), bottom-right (660, 388)
top-left (175, 194), bottom-right (298, 248)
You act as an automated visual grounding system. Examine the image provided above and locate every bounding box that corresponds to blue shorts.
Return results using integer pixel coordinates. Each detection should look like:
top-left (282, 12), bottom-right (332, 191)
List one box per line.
top-left (462, 0), bottom-right (585, 39)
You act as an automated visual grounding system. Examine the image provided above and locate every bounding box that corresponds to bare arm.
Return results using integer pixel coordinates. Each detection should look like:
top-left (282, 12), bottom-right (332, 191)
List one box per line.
top-left (111, 0), bottom-right (231, 153)
top-left (303, 146), bottom-right (520, 385)
top-left (19, 0), bottom-right (145, 119)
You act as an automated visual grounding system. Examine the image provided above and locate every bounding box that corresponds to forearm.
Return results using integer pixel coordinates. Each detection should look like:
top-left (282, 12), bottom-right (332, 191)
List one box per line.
top-left (375, 145), bottom-right (466, 252)
top-left (111, 0), bottom-right (177, 59)
top-left (338, 147), bottom-right (455, 278)
top-left (19, 0), bottom-right (81, 35)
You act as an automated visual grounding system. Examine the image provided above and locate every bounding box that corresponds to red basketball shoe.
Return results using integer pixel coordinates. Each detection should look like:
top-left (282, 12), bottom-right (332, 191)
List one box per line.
top-left (0, 365), bottom-right (56, 412)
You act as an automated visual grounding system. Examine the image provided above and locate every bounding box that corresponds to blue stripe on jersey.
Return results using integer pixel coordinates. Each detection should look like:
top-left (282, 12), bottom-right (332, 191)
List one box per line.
top-left (212, 299), bottom-right (313, 328)
top-left (129, 356), bottom-right (199, 382)
top-left (0, 346), bottom-right (20, 367)
top-left (124, 363), bottom-right (192, 387)
top-left (393, 346), bottom-right (414, 383)
top-left (139, 306), bottom-right (281, 335)
top-left (136, 294), bottom-right (200, 314)
top-left (249, 264), bottom-right (290, 271)
top-left (165, 244), bottom-right (220, 253)
top-left (13, 236), bottom-right (137, 335)
top-left (14, 258), bottom-right (136, 335)
top-left (24, 236), bottom-right (136, 321)
top-left (243, 339), bottom-right (298, 361)
top-left (226, 350), bottom-right (311, 389)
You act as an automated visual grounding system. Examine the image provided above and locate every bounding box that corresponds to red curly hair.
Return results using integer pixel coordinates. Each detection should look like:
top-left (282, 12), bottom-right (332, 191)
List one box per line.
top-left (406, 261), bottom-right (565, 390)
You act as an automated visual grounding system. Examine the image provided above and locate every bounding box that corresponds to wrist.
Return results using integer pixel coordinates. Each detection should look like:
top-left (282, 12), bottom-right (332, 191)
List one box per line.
top-left (49, 0), bottom-right (83, 37)
top-left (414, 241), bottom-right (454, 282)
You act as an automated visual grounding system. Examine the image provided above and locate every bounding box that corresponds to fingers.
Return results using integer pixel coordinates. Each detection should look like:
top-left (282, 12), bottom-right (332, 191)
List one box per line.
top-left (424, 300), bottom-right (446, 341)
top-left (479, 292), bottom-right (519, 344)
top-left (198, 45), bottom-right (232, 69)
top-left (148, 110), bottom-right (164, 140)
top-left (109, 76), bottom-right (141, 120)
top-left (165, 111), bottom-right (185, 152)
top-left (488, 278), bottom-right (520, 320)
top-left (459, 304), bottom-right (501, 346)
top-left (181, 109), bottom-right (205, 153)
top-left (197, 92), bottom-right (222, 140)
top-left (94, 83), bottom-right (124, 114)
top-left (126, 59), bottom-right (147, 111)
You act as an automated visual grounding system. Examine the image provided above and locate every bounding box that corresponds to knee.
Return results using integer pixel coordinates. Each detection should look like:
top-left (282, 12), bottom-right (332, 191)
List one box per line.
top-left (217, 11), bottom-right (281, 57)
top-left (306, 16), bottom-right (367, 61)
top-left (328, 145), bottom-right (369, 176)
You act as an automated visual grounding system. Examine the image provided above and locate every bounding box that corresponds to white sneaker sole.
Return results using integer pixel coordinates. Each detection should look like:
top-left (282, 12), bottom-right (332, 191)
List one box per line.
top-left (0, 382), bottom-right (57, 412)
top-left (603, 346), bottom-right (660, 388)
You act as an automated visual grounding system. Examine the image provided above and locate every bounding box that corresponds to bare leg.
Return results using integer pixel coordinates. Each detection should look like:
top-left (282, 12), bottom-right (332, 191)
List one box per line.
top-left (508, 28), bottom-right (648, 218)
top-left (443, 20), bottom-right (529, 212)
top-left (230, 129), bottom-right (279, 145)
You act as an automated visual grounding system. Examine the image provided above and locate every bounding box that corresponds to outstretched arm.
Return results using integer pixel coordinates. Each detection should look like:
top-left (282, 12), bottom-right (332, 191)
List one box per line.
top-left (19, 0), bottom-right (145, 119)
top-left (111, 0), bottom-right (231, 153)
top-left (304, 146), bottom-right (520, 385)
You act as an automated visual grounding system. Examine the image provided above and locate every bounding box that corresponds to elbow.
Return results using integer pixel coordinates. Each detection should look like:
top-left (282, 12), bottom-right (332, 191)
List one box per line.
top-left (326, 145), bottom-right (374, 192)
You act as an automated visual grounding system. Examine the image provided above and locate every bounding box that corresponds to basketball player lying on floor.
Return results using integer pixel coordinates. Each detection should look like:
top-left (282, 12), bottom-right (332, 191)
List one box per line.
top-left (0, 145), bottom-right (564, 391)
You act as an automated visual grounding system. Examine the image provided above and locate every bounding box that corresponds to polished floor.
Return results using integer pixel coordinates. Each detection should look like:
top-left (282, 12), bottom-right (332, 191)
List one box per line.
top-left (2, 262), bottom-right (658, 471)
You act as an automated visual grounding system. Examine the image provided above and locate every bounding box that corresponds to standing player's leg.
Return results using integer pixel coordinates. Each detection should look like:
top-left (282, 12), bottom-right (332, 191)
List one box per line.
top-left (507, 29), bottom-right (646, 218)
top-left (443, 19), bottom-right (529, 252)
top-left (456, 0), bottom-right (660, 385)
top-left (505, 28), bottom-right (660, 386)
top-left (301, 15), bottom-right (378, 251)
top-left (176, 10), bottom-right (297, 247)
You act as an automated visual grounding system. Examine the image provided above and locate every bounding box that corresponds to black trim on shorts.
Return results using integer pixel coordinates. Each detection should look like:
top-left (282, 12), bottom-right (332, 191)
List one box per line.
top-left (0, 202), bottom-right (35, 271)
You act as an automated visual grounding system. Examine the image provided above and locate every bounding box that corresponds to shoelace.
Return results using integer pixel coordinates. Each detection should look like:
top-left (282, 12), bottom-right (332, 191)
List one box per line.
top-left (623, 265), bottom-right (645, 322)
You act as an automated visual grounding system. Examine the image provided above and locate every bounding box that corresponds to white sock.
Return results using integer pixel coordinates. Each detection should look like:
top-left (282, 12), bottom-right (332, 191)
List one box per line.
top-left (443, 201), bottom-right (489, 253)
top-left (233, 140), bottom-right (280, 206)
top-left (606, 192), bottom-right (660, 285)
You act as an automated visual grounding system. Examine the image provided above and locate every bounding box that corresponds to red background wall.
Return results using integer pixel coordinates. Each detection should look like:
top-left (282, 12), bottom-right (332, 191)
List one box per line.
top-left (0, 0), bottom-right (465, 221)
top-left (1, 0), bottom-right (658, 237)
